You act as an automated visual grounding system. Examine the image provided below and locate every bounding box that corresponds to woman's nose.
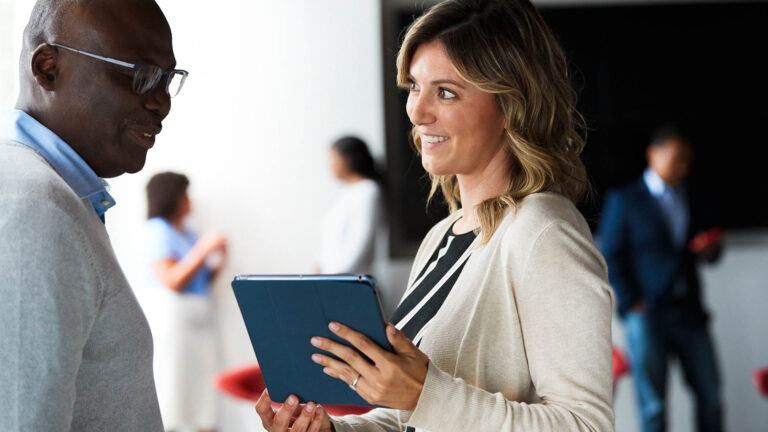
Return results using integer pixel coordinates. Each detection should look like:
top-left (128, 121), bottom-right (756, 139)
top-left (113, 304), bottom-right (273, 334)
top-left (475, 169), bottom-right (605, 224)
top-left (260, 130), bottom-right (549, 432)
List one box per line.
top-left (406, 92), bottom-right (435, 126)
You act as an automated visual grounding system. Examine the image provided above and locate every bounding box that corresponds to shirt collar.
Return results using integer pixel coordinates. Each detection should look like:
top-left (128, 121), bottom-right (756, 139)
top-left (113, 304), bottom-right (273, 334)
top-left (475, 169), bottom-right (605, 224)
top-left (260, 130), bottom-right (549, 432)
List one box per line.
top-left (0, 109), bottom-right (116, 221)
top-left (643, 167), bottom-right (671, 198)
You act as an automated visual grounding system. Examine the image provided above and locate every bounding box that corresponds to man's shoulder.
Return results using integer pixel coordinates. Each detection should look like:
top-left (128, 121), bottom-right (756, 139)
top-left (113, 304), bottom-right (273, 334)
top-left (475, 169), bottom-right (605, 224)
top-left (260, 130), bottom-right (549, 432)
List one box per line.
top-left (606, 177), bottom-right (646, 200)
top-left (0, 140), bottom-right (82, 208)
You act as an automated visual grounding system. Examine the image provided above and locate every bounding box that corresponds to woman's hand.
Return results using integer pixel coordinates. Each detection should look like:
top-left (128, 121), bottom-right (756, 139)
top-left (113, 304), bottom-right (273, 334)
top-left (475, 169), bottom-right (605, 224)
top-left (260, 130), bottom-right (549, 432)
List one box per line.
top-left (310, 322), bottom-right (429, 410)
top-left (197, 233), bottom-right (227, 256)
top-left (254, 390), bottom-right (334, 432)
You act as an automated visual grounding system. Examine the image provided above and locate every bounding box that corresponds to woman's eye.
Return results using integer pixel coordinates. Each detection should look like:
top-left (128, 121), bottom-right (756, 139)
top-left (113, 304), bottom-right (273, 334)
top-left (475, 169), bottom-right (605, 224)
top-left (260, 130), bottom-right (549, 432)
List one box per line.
top-left (409, 81), bottom-right (420, 92)
top-left (438, 88), bottom-right (456, 99)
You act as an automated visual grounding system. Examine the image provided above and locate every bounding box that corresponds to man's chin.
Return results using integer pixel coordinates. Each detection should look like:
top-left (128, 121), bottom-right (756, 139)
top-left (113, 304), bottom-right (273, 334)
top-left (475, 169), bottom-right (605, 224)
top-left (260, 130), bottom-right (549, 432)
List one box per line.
top-left (98, 154), bottom-right (148, 178)
top-left (124, 157), bottom-right (148, 175)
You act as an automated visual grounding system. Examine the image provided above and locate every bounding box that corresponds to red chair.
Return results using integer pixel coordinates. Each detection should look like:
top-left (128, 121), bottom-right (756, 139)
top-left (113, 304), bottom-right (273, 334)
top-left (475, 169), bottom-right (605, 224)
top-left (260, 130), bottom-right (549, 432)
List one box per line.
top-left (753, 367), bottom-right (768, 398)
top-left (612, 346), bottom-right (630, 391)
top-left (215, 363), bottom-right (373, 416)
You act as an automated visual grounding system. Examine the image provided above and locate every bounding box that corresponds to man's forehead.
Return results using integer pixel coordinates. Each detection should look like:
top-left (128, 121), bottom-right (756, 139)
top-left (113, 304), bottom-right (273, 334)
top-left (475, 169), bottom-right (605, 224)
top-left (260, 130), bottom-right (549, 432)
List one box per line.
top-left (63, 0), bottom-right (175, 67)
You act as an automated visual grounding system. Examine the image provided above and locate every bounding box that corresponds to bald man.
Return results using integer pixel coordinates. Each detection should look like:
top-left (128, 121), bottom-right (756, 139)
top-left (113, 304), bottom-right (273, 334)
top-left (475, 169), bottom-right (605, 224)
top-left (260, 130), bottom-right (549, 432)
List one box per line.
top-left (0, 0), bottom-right (185, 430)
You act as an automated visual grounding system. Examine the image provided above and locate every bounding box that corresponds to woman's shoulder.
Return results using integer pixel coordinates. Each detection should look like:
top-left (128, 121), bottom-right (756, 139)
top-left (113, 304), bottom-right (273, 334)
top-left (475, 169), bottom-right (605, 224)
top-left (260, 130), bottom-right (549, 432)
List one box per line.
top-left (496, 192), bottom-right (590, 245)
top-left (145, 216), bottom-right (171, 230)
top-left (144, 217), bottom-right (178, 239)
top-left (344, 178), bottom-right (381, 199)
top-left (518, 192), bottom-right (584, 223)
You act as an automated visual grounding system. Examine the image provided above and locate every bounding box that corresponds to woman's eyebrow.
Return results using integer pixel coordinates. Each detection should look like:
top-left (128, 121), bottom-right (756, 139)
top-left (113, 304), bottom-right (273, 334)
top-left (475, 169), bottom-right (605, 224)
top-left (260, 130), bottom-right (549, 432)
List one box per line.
top-left (431, 79), bottom-right (465, 89)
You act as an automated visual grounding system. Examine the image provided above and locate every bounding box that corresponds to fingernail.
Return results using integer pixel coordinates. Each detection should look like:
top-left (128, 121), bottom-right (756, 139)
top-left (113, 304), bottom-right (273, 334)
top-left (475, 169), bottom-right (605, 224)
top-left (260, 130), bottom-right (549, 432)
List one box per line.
top-left (287, 395), bottom-right (297, 405)
top-left (311, 353), bottom-right (322, 363)
top-left (387, 324), bottom-right (397, 335)
top-left (310, 337), bottom-right (322, 347)
top-left (329, 322), bottom-right (340, 331)
top-left (305, 402), bottom-right (316, 413)
top-left (323, 367), bottom-right (332, 375)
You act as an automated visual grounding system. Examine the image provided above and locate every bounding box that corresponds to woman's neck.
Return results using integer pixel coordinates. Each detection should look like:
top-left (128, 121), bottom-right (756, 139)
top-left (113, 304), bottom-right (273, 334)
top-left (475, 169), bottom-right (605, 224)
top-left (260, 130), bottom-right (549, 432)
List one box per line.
top-left (168, 215), bottom-right (185, 232)
top-left (453, 151), bottom-right (511, 234)
top-left (343, 172), bottom-right (367, 184)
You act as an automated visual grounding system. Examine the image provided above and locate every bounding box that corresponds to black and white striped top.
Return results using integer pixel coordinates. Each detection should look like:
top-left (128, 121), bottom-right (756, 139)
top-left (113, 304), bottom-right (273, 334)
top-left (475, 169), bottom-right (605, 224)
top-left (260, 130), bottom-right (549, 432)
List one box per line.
top-left (390, 221), bottom-right (478, 347)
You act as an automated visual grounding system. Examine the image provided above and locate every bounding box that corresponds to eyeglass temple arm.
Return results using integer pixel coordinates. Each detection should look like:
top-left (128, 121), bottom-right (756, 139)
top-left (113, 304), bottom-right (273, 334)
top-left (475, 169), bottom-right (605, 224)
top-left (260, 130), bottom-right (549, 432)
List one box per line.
top-left (50, 43), bottom-right (135, 69)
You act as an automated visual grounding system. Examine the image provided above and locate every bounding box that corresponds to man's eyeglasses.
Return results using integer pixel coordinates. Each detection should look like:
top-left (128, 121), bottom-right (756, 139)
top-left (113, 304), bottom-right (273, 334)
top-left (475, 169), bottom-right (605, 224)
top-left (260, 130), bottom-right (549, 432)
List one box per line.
top-left (50, 43), bottom-right (188, 98)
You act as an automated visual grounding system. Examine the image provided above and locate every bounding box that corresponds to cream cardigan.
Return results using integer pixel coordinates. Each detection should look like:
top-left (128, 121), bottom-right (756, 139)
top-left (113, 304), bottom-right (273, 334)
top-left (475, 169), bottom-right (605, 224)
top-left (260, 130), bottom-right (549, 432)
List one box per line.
top-left (330, 192), bottom-right (614, 431)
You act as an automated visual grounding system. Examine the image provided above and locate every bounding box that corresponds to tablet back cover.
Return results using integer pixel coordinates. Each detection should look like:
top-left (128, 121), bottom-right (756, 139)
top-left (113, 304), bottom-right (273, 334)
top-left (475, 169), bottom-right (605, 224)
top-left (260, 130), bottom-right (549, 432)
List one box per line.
top-left (231, 275), bottom-right (392, 406)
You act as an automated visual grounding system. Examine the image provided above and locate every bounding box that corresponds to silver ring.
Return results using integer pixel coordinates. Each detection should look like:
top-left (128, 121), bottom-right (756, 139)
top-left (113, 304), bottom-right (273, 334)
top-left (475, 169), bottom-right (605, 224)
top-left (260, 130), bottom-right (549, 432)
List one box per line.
top-left (349, 373), bottom-right (362, 391)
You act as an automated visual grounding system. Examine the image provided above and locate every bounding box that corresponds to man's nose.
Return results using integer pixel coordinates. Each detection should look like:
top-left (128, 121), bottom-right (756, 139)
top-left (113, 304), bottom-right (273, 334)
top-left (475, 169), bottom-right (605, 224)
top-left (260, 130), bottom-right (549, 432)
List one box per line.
top-left (143, 84), bottom-right (171, 119)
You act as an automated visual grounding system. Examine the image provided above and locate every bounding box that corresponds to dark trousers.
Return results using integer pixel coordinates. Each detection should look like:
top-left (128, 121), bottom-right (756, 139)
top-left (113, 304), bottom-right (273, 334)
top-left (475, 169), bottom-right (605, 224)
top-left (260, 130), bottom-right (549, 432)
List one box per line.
top-left (624, 308), bottom-right (723, 432)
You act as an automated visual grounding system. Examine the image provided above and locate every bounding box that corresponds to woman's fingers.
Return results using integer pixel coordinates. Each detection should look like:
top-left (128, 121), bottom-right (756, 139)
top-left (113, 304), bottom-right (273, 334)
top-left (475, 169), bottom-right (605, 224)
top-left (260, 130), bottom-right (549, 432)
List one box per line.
top-left (289, 401), bottom-right (318, 431)
top-left (254, 389), bottom-right (275, 429)
top-left (385, 323), bottom-right (419, 355)
top-left (308, 406), bottom-right (331, 432)
top-left (312, 353), bottom-right (357, 382)
top-left (328, 321), bottom-right (390, 364)
top-left (310, 338), bottom-right (376, 378)
top-left (271, 395), bottom-right (302, 431)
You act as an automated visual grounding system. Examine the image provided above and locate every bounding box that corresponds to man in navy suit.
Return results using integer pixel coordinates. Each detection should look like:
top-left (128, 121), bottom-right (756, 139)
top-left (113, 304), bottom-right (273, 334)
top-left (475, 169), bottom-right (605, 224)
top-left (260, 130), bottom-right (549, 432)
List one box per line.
top-left (599, 127), bottom-right (723, 432)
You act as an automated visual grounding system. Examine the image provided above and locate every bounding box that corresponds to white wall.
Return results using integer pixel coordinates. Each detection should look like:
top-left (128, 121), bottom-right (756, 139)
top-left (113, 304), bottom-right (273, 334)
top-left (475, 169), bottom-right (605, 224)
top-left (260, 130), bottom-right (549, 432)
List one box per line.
top-left (127, 1), bottom-right (390, 430)
top-left (2, 1), bottom-right (767, 431)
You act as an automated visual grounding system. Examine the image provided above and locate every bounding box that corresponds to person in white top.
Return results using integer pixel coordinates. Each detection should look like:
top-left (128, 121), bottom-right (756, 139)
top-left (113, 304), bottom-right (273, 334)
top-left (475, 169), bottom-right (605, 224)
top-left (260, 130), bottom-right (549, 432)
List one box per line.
top-left (317, 136), bottom-right (384, 275)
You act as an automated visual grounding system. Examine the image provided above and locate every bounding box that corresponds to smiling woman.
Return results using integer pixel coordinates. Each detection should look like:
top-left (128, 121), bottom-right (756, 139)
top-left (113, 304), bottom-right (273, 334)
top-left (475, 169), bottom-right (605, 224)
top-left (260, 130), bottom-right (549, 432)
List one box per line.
top-left (253, 1), bottom-right (614, 431)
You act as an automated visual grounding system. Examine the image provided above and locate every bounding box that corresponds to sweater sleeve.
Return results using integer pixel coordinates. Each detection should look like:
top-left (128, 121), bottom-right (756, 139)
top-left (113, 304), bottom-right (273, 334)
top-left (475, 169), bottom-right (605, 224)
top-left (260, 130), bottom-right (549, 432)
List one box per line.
top-left (404, 220), bottom-right (615, 431)
top-left (0, 195), bottom-right (100, 431)
top-left (329, 408), bottom-right (405, 432)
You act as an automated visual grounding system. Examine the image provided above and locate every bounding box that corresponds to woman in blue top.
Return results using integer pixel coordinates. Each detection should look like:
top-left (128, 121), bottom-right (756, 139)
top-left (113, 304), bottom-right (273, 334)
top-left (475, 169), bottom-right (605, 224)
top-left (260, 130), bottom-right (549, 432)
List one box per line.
top-left (141, 172), bottom-right (227, 432)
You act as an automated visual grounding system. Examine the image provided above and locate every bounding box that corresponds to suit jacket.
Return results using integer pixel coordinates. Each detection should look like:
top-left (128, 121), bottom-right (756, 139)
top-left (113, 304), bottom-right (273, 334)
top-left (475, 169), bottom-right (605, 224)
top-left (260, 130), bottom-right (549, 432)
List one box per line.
top-left (598, 177), bottom-right (717, 323)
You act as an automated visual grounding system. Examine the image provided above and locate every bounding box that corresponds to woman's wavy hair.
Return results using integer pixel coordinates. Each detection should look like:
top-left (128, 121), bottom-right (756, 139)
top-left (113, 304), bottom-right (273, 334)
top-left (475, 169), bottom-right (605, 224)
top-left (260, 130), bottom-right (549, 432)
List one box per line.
top-left (397, 0), bottom-right (588, 243)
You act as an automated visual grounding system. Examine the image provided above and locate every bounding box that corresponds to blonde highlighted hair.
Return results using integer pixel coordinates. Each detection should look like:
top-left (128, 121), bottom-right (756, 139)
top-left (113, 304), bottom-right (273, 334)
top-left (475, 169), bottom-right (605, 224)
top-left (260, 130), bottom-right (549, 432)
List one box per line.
top-left (397, 0), bottom-right (588, 243)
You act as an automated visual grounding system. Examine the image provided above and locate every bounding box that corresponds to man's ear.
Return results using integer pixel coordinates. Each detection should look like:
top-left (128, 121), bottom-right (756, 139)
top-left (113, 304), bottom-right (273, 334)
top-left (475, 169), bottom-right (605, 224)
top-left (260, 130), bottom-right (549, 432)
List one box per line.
top-left (31, 44), bottom-right (59, 91)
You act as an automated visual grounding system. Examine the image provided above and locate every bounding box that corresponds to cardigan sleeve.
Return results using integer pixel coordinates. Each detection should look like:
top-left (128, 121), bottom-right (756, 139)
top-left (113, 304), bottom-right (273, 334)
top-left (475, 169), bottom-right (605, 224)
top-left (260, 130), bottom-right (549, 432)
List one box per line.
top-left (404, 220), bottom-right (615, 431)
top-left (329, 408), bottom-right (405, 432)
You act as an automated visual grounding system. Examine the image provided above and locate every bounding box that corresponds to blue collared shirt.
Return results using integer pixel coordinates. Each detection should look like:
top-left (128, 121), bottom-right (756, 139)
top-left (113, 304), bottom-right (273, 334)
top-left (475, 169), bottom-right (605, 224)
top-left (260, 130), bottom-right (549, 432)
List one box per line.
top-left (0, 109), bottom-right (115, 222)
top-left (644, 167), bottom-right (689, 249)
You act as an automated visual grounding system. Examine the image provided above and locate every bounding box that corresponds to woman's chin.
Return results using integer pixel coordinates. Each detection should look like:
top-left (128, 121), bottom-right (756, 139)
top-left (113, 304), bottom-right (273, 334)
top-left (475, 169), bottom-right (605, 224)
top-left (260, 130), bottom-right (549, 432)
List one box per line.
top-left (421, 159), bottom-right (453, 177)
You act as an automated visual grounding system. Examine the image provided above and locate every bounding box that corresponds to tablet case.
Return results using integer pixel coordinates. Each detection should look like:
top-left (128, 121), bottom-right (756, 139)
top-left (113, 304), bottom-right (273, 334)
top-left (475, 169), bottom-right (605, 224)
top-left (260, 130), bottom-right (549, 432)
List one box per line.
top-left (231, 274), bottom-right (392, 406)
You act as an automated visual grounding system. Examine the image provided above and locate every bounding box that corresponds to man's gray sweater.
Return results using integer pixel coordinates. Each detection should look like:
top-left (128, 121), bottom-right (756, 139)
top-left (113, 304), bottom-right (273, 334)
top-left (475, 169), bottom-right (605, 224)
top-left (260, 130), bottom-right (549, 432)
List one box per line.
top-left (0, 139), bottom-right (163, 431)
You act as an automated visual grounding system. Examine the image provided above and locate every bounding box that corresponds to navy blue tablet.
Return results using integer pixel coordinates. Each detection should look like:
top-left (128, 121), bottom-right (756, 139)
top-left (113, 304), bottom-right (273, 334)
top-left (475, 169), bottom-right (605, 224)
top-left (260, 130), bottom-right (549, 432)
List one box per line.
top-left (231, 274), bottom-right (392, 406)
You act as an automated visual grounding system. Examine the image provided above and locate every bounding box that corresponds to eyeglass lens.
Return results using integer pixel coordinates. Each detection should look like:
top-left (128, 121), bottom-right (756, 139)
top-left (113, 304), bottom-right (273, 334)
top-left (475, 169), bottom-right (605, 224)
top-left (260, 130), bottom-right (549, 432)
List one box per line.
top-left (133, 65), bottom-right (186, 98)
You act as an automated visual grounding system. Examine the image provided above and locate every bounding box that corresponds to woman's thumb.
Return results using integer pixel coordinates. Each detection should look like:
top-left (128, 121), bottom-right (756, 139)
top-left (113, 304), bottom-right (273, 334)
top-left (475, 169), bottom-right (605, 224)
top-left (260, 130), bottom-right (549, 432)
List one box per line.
top-left (386, 323), bottom-right (415, 353)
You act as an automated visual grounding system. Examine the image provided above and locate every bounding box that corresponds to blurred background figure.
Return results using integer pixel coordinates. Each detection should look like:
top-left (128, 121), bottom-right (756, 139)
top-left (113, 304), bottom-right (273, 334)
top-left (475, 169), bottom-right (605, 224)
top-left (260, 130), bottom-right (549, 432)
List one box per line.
top-left (317, 136), bottom-right (384, 275)
top-left (598, 126), bottom-right (724, 432)
top-left (140, 172), bottom-right (228, 432)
